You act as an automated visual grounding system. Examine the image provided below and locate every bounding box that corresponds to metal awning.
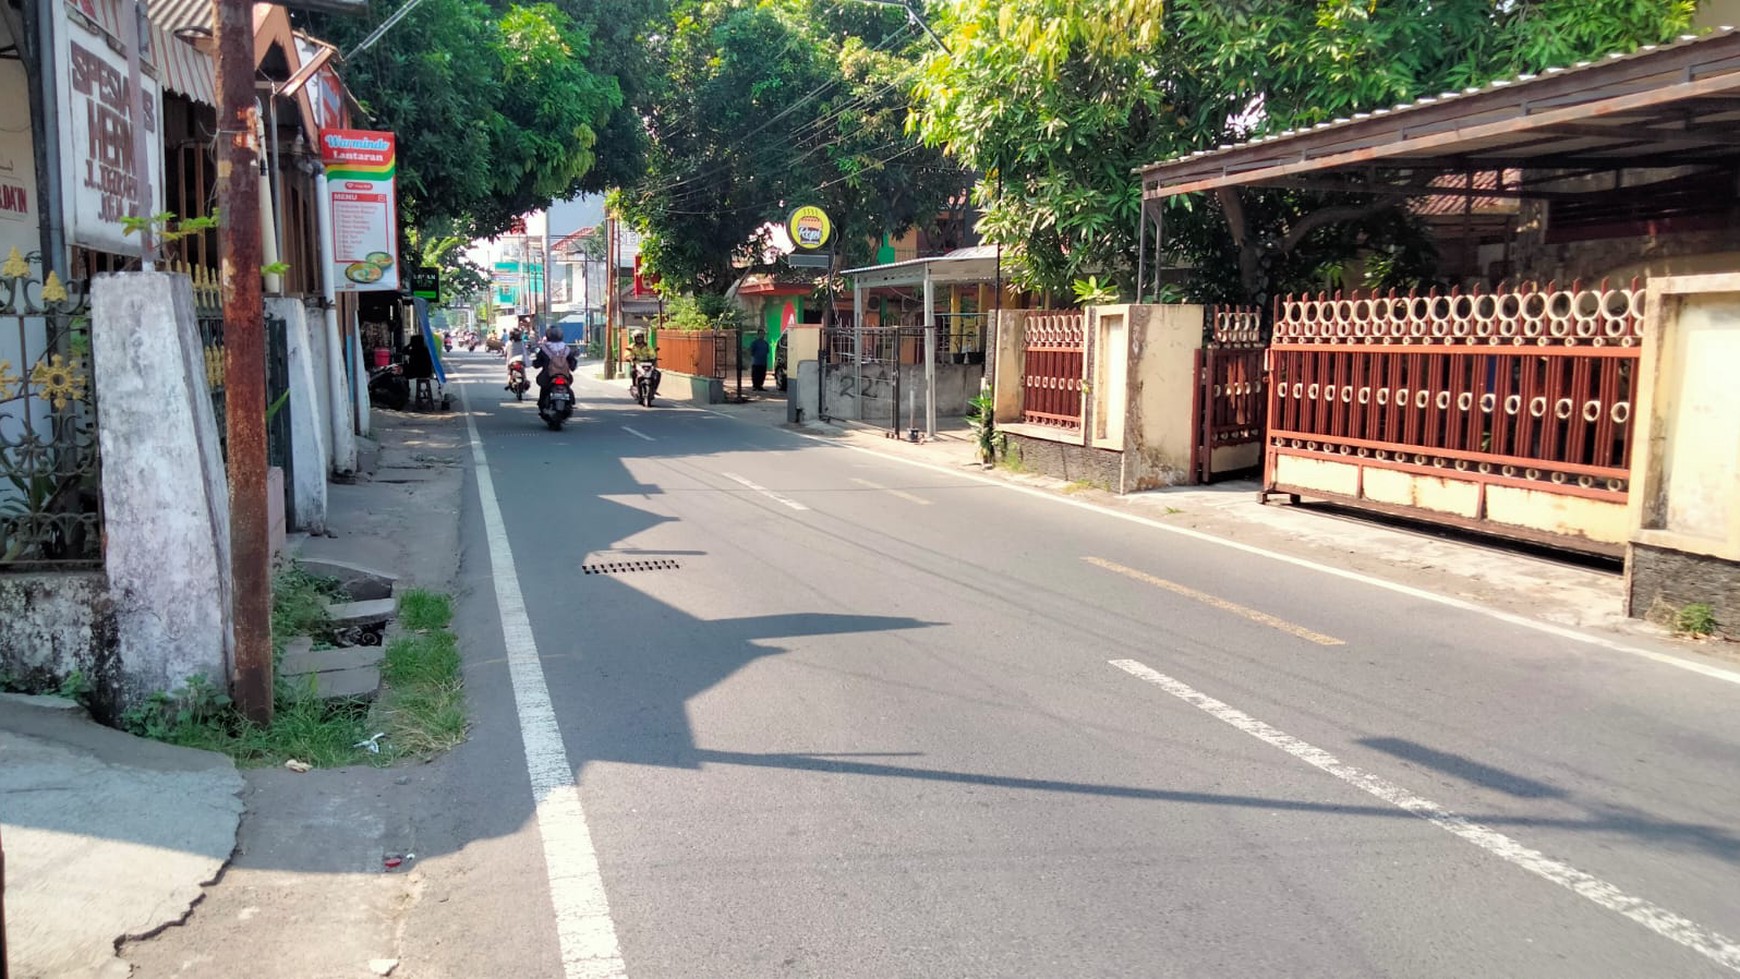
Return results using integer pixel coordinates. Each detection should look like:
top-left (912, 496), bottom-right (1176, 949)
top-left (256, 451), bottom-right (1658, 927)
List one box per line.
top-left (1137, 27), bottom-right (1740, 202)
top-left (843, 245), bottom-right (1001, 289)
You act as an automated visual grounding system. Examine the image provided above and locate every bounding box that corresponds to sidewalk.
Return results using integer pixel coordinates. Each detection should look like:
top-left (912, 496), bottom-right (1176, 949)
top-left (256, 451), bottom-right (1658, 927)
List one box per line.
top-left (698, 394), bottom-right (1721, 657)
top-left (0, 409), bottom-right (472, 979)
top-left (0, 694), bottom-right (244, 979)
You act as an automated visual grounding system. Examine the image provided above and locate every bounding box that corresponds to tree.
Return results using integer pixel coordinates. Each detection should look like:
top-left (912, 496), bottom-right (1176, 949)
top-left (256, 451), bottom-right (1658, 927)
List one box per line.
top-left (913, 0), bottom-right (1697, 304)
top-left (620, 0), bottom-right (967, 295)
top-left (301, 0), bottom-right (628, 240)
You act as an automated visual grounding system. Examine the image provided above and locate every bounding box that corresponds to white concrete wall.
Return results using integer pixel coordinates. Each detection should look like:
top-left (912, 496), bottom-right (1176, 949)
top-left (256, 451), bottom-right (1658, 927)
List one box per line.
top-left (267, 298), bottom-right (328, 532)
top-left (349, 328), bottom-right (371, 438)
top-left (325, 308), bottom-right (357, 474)
top-left (91, 272), bottom-right (232, 700)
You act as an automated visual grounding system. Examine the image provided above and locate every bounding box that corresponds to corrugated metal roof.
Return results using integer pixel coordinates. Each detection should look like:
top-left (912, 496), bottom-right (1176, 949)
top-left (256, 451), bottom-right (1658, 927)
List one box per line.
top-left (1139, 27), bottom-right (1740, 198)
top-left (148, 0), bottom-right (211, 34)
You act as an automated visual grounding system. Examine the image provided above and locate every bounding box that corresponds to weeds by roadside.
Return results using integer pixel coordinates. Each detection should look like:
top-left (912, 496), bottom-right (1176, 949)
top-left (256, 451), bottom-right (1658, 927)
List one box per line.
top-left (1677, 602), bottom-right (1718, 639)
top-left (121, 583), bottom-right (469, 768)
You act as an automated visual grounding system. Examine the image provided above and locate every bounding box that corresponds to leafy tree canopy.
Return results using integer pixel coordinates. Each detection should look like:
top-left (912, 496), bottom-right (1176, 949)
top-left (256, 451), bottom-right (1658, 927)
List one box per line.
top-left (914, 0), bottom-right (1698, 303)
top-left (620, 0), bottom-right (969, 295)
top-left (302, 0), bottom-right (632, 243)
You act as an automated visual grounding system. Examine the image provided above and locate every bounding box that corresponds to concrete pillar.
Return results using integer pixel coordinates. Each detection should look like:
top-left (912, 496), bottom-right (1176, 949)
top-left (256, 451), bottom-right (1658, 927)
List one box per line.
top-left (267, 297), bottom-right (327, 532)
top-left (306, 301), bottom-right (334, 472)
top-left (325, 308), bottom-right (356, 474)
top-left (991, 309), bottom-right (1029, 425)
top-left (91, 271), bottom-right (232, 701)
top-left (852, 279), bottom-right (864, 422)
top-left (349, 326), bottom-right (371, 437)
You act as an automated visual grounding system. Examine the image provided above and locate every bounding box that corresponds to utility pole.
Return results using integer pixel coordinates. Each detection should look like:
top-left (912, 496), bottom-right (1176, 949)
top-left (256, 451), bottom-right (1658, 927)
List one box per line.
top-left (604, 214), bottom-right (617, 380)
top-left (216, 0), bottom-right (272, 724)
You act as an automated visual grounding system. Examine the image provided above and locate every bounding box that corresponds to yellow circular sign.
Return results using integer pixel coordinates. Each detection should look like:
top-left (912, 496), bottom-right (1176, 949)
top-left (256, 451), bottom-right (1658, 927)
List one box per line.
top-left (787, 205), bottom-right (832, 250)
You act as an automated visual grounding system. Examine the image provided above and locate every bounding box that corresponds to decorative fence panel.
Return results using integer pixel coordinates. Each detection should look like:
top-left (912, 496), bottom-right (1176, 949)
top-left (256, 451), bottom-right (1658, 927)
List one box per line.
top-left (1193, 306), bottom-right (1267, 483)
top-left (1263, 281), bottom-right (1644, 554)
top-left (0, 253), bottom-right (101, 568)
top-left (1021, 311), bottom-right (1085, 430)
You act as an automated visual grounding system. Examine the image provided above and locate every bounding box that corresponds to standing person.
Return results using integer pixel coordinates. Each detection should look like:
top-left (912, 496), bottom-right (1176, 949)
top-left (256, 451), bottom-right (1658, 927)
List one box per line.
top-left (749, 329), bottom-right (771, 392)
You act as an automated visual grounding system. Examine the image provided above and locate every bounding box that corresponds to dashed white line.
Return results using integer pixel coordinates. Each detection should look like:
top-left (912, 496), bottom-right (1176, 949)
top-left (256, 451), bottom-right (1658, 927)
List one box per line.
top-left (1109, 657), bottom-right (1740, 974)
top-left (721, 471), bottom-right (809, 511)
top-left (849, 476), bottom-right (931, 505)
top-left (773, 427), bottom-right (1740, 688)
top-left (459, 381), bottom-right (627, 979)
top-left (621, 426), bottom-right (654, 441)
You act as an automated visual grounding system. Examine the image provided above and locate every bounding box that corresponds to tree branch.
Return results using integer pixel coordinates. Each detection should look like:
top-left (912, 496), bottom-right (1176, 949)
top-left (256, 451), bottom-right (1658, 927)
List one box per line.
top-left (1279, 200), bottom-right (1398, 253)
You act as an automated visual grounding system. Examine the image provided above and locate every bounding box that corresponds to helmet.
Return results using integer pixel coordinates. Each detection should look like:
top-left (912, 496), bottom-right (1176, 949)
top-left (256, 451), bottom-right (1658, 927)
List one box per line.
top-left (630, 329), bottom-right (647, 342)
top-left (545, 325), bottom-right (564, 342)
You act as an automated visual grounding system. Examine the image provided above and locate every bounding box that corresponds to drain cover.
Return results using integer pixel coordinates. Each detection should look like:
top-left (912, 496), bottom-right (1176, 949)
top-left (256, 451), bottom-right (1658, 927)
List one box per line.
top-left (581, 559), bottom-right (681, 576)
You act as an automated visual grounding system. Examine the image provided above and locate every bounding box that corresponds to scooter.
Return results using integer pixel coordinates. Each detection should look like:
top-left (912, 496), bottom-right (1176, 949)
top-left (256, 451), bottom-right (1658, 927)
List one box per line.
top-left (631, 359), bottom-right (660, 407)
top-left (367, 362), bottom-right (409, 410)
top-left (506, 357), bottom-right (530, 401)
top-left (539, 374), bottom-right (574, 430)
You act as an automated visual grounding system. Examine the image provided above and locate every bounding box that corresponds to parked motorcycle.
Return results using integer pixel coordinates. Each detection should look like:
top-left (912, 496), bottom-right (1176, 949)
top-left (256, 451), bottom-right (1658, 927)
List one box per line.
top-left (539, 374), bottom-right (574, 429)
top-left (368, 362), bottom-right (409, 410)
top-left (631, 359), bottom-right (660, 407)
top-left (506, 358), bottom-right (530, 401)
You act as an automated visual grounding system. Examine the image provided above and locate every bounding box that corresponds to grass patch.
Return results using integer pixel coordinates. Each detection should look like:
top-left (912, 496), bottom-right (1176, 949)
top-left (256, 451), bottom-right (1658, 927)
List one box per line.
top-left (1062, 480), bottom-right (1098, 495)
top-left (1677, 602), bottom-right (1718, 638)
top-left (1164, 506), bottom-right (1184, 515)
top-left (997, 443), bottom-right (1027, 474)
top-left (398, 589), bottom-right (454, 631)
top-left (122, 584), bottom-right (470, 768)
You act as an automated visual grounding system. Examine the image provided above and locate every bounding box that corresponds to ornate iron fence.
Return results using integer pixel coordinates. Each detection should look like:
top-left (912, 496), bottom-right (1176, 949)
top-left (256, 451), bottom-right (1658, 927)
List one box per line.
top-left (1264, 281), bottom-right (1644, 547)
top-left (1192, 306), bottom-right (1267, 483)
top-left (188, 266), bottom-right (227, 457)
top-left (1021, 311), bottom-right (1085, 430)
top-left (0, 249), bottom-right (102, 568)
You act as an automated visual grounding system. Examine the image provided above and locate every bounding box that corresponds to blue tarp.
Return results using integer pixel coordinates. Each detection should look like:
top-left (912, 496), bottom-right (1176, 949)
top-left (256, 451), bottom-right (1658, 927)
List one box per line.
top-left (413, 297), bottom-right (447, 384)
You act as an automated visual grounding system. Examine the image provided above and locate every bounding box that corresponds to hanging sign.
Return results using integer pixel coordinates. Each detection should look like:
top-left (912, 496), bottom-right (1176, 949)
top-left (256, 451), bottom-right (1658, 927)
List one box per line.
top-left (55, 0), bottom-right (164, 254)
top-left (320, 129), bottom-right (400, 292)
top-left (786, 205), bottom-right (832, 250)
top-left (410, 267), bottom-right (439, 301)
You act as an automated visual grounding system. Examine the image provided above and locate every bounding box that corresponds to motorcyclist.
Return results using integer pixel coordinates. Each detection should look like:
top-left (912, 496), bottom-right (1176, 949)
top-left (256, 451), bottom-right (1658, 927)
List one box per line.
top-left (532, 325), bottom-right (579, 408)
top-left (504, 325), bottom-right (529, 392)
top-left (627, 328), bottom-right (660, 399)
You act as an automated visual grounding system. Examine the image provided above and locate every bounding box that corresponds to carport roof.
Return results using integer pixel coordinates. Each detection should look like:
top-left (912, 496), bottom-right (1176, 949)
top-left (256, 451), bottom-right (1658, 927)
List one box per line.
top-left (842, 245), bottom-right (1002, 289)
top-left (1137, 27), bottom-right (1740, 202)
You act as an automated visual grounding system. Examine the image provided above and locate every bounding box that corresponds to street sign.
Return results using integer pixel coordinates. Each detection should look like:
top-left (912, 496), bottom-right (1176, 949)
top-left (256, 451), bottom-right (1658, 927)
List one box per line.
top-left (410, 267), bottom-right (440, 300)
top-left (787, 253), bottom-right (831, 269)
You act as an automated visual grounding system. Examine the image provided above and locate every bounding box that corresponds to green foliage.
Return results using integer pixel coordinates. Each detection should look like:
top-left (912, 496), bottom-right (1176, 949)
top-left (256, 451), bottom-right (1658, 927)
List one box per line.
top-left (1677, 602), bottom-right (1718, 638)
top-left (301, 0), bottom-right (628, 240)
top-left (621, 0), bottom-right (966, 295)
top-left (914, 0), bottom-right (1697, 302)
top-left (966, 390), bottom-right (1005, 465)
top-left (1072, 276), bottom-right (1120, 306)
top-left (271, 566), bottom-right (347, 652)
top-left (398, 589), bottom-right (454, 632)
top-left (56, 669), bottom-right (91, 703)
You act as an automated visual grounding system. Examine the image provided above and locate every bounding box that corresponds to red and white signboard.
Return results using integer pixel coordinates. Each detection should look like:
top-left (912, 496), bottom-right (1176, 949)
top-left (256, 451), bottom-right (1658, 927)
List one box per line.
top-left (320, 129), bottom-right (399, 293)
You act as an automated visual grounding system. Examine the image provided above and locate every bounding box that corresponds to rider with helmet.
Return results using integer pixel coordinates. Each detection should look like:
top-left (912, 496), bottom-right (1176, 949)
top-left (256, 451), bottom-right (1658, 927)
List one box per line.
top-left (532, 325), bottom-right (579, 407)
top-left (627, 328), bottom-right (660, 399)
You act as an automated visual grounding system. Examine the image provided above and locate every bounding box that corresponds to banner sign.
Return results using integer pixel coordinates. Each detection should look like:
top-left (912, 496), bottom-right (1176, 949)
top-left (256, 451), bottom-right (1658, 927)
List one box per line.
top-left (320, 129), bottom-right (399, 292)
top-left (55, 0), bottom-right (164, 254)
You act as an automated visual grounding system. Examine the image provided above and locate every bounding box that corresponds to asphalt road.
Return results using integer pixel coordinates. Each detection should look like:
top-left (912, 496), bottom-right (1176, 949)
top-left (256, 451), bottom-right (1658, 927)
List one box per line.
top-left (428, 352), bottom-right (1740, 979)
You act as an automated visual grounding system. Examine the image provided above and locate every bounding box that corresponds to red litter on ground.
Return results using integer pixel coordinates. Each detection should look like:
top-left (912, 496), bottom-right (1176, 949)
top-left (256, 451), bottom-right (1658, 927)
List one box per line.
top-left (383, 856), bottom-right (403, 869)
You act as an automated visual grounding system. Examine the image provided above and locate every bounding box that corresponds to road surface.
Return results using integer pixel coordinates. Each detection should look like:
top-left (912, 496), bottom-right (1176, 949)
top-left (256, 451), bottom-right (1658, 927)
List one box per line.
top-left (418, 353), bottom-right (1740, 979)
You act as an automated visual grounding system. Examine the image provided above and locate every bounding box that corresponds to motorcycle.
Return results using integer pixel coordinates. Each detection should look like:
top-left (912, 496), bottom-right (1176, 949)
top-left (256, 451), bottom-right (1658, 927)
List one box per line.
top-left (506, 358), bottom-right (530, 401)
top-left (367, 362), bottom-right (409, 410)
top-left (539, 373), bottom-right (574, 430)
top-left (631, 359), bottom-right (660, 407)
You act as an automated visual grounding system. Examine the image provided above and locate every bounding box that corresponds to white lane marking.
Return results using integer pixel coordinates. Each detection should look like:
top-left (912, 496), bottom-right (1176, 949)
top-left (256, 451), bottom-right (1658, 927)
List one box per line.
top-left (458, 381), bottom-right (627, 979)
top-left (1085, 556), bottom-right (1342, 646)
top-left (721, 471), bottom-right (809, 511)
top-left (1109, 658), bottom-right (1740, 973)
top-left (620, 426), bottom-right (654, 441)
top-left (849, 476), bottom-right (931, 505)
top-left (771, 426), bottom-right (1740, 687)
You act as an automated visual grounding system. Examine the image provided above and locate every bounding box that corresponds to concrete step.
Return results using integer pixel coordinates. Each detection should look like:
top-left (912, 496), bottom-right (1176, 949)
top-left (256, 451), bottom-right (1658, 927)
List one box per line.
top-left (324, 598), bottom-right (397, 628)
top-left (294, 558), bottom-right (397, 602)
top-left (279, 636), bottom-right (386, 677)
top-left (312, 665), bottom-right (381, 700)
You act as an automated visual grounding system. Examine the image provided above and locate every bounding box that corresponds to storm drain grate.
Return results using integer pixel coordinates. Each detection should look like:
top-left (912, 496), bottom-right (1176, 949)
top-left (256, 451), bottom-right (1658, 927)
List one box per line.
top-left (581, 559), bottom-right (682, 576)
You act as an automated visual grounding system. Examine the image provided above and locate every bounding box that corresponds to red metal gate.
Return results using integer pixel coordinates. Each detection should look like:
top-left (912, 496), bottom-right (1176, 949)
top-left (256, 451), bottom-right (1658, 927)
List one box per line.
top-left (1192, 306), bottom-right (1267, 483)
top-left (1262, 280), bottom-right (1644, 553)
top-left (1021, 311), bottom-right (1085, 429)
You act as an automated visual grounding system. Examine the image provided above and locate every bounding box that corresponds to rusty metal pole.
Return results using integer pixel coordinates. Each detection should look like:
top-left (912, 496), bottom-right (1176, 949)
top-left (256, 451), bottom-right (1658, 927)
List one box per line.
top-left (215, 0), bottom-right (272, 724)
